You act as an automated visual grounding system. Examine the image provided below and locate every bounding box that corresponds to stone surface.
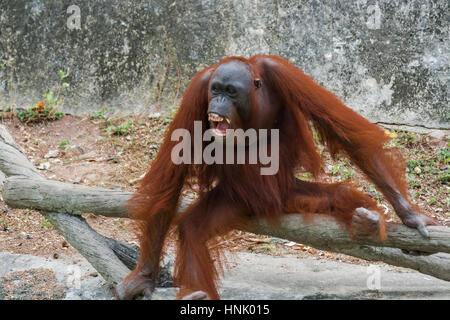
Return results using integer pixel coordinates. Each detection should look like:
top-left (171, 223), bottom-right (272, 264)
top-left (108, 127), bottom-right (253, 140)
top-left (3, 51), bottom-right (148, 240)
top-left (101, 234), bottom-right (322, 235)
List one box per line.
top-left (0, 251), bottom-right (113, 300)
top-left (1, 251), bottom-right (449, 300)
top-left (0, 1), bottom-right (448, 127)
top-left (0, 171), bottom-right (5, 189)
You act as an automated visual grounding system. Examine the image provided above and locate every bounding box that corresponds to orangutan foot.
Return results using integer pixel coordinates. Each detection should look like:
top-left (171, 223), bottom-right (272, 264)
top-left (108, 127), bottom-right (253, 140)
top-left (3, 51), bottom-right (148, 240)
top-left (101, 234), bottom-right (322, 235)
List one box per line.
top-left (115, 270), bottom-right (154, 300)
top-left (180, 290), bottom-right (211, 300)
top-left (352, 207), bottom-right (382, 238)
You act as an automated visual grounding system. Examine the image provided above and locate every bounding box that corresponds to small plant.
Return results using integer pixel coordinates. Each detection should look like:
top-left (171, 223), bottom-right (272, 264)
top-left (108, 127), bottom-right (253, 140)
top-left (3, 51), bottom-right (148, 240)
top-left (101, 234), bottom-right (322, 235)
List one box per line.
top-left (257, 245), bottom-right (276, 252)
top-left (0, 57), bottom-right (15, 69)
top-left (15, 70), bottom-right (69, 123)
top-left (106, 119), bottom-right (136, 136)
top-left (90, 109), bottom-right (106, 120)
top-left (57, 140), bottom-right (71, 152)
top-left (427, 196), bottom-right (438, 206)
top-left (41, 218), bottom-right (52, 228)
top-left (331, 163), bottom-right (354, 181)
top-left (59, 70), bottom-right (69, 85)
top-left (366, 184), bottom-right (384, 200)
top-left (437, 148), bottom-right (449, 164)
top-left (331, 164), bottom-right (341, 175)
top-left (407, 159), bottom-right (427, 173)
top-left (341, 168), bottom-right (355, 180)
top-left (297, 172), bottom-right (313, 181)
top-left (89, 106), bottom-right (116, 120)
top-left (435, 168), bottom-right (449, 185)
top-left (58, 140), bottom-right (70, 148)
top-left (16, 100), bottom-right (63, 123)
top-left (391, 130), bottom-right (419, 147)
top-left (0, 105), bottom-right (14, 119)
top-left (17, 108), bottom-right (34, 122)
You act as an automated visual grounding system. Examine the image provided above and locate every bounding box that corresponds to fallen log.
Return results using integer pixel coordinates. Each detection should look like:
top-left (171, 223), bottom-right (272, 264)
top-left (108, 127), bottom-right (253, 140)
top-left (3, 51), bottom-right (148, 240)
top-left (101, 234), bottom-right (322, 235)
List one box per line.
top-left (1, 123), bottom-right (449, 284)
top-left (3, 175), bottom-right (450, 256)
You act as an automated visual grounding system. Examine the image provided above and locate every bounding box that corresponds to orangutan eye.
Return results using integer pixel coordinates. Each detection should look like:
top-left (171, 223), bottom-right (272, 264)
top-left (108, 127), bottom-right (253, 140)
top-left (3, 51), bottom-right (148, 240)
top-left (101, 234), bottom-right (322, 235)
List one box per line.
top-left (226, 85), bottom-right (237, 95)
top-left (211, 84), bottom-right (220, 94)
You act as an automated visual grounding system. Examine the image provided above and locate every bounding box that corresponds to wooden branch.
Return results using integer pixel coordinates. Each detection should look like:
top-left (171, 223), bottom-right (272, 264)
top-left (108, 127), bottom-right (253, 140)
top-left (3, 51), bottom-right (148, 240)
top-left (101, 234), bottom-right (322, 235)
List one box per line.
top-left (244, 215), bottom-right (450, 254)
top-left (41, 211), bottom-right (131, 285)
top-left (0, 124), bottom-right (174, 286)
top-left (40, 211), bottom-right (174, 287)
top-left (337, 247), bottom-right (450, 282)
top-left (4, 176), bottom-right (449, 255)
top-left (100, 233), bottom-right (173, 287)
top-left (245, 218), bottom-right (450, 281)
top-left (1, 123), bottom-right (449, 284)
top-left (3, 176), bottom-right (129, 217)
top-left (0, 125), bottom-right (43, 179)
top-left (3, 176), bottom-right (450, 282)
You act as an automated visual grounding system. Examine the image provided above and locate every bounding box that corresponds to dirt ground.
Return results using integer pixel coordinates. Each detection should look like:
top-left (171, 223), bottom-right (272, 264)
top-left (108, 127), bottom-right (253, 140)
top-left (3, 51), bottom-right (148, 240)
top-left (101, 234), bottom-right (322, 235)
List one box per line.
top-left (0, 112), bottom-right (448, 275)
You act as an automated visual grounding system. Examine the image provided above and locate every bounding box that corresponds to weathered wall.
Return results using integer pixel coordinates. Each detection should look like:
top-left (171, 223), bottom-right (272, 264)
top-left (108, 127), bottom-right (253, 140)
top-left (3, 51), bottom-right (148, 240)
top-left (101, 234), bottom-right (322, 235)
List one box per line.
top-left (0, 0), bottom-right (448, 128)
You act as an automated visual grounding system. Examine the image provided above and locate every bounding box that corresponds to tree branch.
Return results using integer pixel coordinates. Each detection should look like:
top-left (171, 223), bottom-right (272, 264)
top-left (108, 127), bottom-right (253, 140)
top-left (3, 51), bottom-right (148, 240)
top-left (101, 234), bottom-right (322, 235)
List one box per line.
top-left (3, 177), bottom-right (129, 217)
top-left (0, 124), bottom-right (449, 284)
top-left (4, 176), bottom-right (449, 255)
top-left (0, 125), bottom-right (43, 179)
top-left (41, 211), bottom-right (131, 285)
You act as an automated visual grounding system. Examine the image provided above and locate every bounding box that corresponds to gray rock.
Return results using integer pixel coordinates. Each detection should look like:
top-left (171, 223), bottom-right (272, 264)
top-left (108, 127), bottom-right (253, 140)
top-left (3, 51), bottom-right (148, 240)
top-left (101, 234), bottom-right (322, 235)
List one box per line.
top-left (0, 171), bottom-right (5, 189)
top-left (1, 251), bottom-right (449, 300)
top-left (44, 150), bottom-right (59, 159)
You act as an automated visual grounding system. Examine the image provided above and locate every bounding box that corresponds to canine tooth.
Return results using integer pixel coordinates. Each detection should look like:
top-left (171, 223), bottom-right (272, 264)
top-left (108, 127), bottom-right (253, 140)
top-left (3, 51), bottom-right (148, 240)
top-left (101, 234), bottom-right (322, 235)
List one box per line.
top-left (208, 113), bottom-right (224, 122)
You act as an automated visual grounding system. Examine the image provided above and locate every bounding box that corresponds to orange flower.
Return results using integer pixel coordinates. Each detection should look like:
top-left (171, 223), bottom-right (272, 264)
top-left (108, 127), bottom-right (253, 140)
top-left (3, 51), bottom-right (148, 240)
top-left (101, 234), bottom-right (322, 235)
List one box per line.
top-left (37, 101), bottom-right (45, 107)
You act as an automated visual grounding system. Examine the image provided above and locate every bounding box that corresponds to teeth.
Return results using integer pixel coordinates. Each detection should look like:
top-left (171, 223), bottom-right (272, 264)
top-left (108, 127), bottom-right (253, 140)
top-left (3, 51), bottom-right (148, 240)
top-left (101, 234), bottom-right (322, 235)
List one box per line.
top-left (208, 113), bottom-right (230, 124)
top-left (208, 113), bottom-right (223, 121)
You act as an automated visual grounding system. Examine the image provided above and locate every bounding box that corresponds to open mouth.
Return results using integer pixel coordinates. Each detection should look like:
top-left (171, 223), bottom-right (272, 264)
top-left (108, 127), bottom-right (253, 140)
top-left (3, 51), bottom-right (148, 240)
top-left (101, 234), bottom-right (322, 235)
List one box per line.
top-left (208, 113), bottom-right (231, 136)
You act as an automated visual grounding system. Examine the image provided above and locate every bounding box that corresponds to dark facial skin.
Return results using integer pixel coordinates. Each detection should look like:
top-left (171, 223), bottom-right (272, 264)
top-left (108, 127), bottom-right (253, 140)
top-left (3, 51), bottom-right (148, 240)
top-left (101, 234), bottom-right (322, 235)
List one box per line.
top-left (207, 61), bottom-right (253, 132)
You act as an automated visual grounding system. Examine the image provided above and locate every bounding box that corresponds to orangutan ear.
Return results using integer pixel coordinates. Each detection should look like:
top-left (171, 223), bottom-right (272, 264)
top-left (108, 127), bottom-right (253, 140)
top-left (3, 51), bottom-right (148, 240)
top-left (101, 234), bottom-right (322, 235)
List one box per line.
top-left (254, 78), bottom-right (262, 89)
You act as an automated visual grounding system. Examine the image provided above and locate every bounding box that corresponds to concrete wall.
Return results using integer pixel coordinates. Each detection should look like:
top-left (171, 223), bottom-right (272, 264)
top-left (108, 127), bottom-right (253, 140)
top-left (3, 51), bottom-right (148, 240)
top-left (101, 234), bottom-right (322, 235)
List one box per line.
top-left (0, 0), bottom-right (448, 128)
